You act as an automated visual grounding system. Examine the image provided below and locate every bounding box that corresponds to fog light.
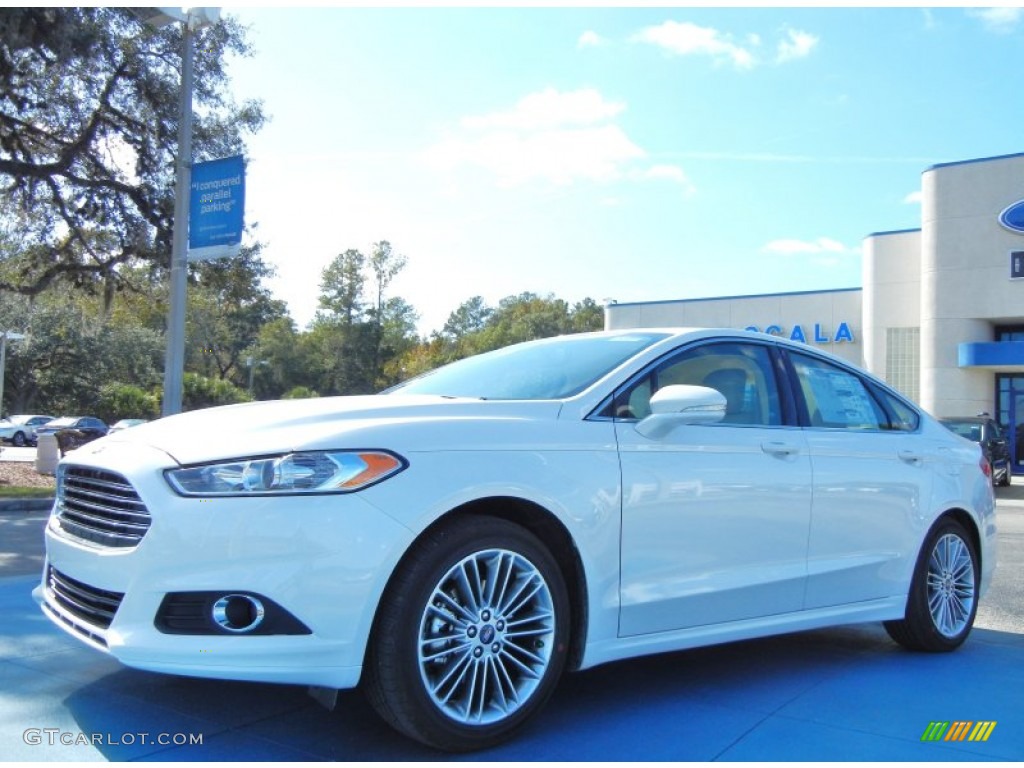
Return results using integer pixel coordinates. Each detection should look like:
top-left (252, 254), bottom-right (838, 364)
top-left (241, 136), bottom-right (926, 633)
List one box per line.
top-left (211, 594), bottom-right (265, 633)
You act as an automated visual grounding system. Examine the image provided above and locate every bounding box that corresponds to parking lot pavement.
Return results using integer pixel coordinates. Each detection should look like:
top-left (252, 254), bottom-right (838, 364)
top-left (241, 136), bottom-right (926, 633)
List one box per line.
top-left (1, 500), bottom-right (1022, 761)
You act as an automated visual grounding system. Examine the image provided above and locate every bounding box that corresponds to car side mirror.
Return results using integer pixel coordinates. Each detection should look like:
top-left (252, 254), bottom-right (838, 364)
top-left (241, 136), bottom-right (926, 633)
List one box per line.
top-left (635, 385), bottom-right (727, 439)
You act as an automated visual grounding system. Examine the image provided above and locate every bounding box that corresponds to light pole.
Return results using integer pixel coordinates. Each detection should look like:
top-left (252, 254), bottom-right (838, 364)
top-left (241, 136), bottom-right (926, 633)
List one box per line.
top-left (246, 355), bottom-right (268, 395)
top-left (135, 7), bottom-right (220, 417)
top-left (0, 330), bottom-right (27, 418)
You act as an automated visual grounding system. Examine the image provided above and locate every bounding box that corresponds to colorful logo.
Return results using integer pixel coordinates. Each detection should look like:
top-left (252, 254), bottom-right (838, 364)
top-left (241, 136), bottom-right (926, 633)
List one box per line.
top-left (999, 199), bottom-right (1024, 233)
top-left (921, 721), bottom-right (996, 742)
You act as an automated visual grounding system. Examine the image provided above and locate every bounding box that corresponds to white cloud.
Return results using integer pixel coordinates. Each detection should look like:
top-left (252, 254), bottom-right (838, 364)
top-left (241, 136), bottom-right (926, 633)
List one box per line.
top-left (461, 87), bottom-right (624, 132)
top-left (632, 21), bottom-right (819, 70)
top-left (633, 164), bottom-right (696, 196)
top-left (968, 7), bottom-right (1023, 33)
top-left (424, 87), bottom-right (691, 191)
top-left (632, 21), bottom-right (756, 70)
top-left (776, 28), bottom-right (818, 63)
top-left (426, 124), bottom-right (644, 187)
top-left (762, 237), bottom-right (854, 255)
top-left (577, 30), bottom-right (605, 49)
top-left (904, 190), bottom-right (923, 205)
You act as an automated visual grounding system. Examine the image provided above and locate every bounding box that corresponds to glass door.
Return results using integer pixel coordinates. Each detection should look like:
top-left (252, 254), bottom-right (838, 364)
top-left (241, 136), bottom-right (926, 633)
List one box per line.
top-left (997, 375), bottom-right (1024, 473)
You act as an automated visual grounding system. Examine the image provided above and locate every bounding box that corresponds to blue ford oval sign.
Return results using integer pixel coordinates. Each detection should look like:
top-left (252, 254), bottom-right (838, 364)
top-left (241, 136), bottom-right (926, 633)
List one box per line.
top-left (999, 199), bottom-right (1024, 233)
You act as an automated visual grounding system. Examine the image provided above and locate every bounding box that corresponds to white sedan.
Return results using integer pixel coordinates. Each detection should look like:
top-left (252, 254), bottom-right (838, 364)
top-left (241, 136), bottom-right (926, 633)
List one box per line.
top-left (0, 413), bottom-right (55, 446)
top-left (36, 328), bottom-right (996, 751)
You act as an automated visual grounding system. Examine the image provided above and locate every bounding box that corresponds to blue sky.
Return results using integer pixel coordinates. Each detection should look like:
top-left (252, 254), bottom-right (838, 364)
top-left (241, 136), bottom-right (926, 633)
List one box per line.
top-left (222, 5), bottom-right (1024, 335)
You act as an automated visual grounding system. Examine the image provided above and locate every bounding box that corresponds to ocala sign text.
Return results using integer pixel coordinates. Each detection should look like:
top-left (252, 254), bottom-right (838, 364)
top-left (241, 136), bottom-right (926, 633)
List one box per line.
top-left (743, 322), bottom-right (855, 344)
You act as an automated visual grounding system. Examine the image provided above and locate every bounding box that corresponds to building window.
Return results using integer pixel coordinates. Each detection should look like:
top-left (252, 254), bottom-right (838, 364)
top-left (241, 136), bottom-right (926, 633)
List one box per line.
top-left (885, 327), bottom-right (920, 402)
top-left (996, 326), bottom-right (1024, 342)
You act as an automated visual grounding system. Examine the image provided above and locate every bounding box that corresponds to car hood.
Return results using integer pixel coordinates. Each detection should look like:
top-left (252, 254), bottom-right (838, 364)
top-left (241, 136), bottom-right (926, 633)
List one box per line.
top-left (90, 395), bottom-right (565, 465)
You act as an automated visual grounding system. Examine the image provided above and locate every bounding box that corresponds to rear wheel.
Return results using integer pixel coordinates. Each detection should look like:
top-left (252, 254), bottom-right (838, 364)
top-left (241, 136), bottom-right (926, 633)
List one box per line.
top-left (884, 518), bottom-right (979, 652)
top-left (364, 516), bottom-right (570, 752)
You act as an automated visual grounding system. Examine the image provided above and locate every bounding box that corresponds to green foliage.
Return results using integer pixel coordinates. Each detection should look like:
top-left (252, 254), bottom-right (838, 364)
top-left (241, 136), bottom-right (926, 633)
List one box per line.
top-left (308, 241), bottom-right (418, 396)
top-left (96, 383), bottom-right (160, 423)
top-left (391, 292), bottom-right (606, 384)
top-left (0, 292), bottom-right (164, 415)
top-left (185, 244), bottom-right (288, 386)
top-left (317, 249), bottom-right (365, 325)
top-left (182, 372), bottom-right (250, 411)
top-left (282, 386), bottom-right (319, 400)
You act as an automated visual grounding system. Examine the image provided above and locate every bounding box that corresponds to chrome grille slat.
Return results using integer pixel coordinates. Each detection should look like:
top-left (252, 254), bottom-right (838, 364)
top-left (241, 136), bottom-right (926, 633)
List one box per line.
top-left (64, 485), bottom-right (147, 512)
top-left (59, 494), bottom-right (150, 524)
top-left (46, 566), bottom-right (124, 633)
top-left (60, 513), bottom-right (149, 534)
top-left (67, 475), bottom-right (136, 493)
top-left (56, 466), bottom-right (151, 548)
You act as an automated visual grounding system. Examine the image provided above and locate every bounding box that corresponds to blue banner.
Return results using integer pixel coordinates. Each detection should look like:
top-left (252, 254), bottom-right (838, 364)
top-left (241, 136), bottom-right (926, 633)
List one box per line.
top-left (189, 155), bottom-right (245, 260)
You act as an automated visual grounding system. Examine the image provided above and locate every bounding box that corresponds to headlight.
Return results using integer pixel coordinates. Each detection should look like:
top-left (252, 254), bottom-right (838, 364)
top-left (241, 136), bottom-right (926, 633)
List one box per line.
top-left (165, 450), bottom-right (406, 496)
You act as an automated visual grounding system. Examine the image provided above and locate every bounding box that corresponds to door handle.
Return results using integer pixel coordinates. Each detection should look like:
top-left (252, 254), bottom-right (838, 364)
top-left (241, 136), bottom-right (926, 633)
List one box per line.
top-left (762, 441), bottom-right (799, 456)
top-left (898, 449), bottom-right (923, 465)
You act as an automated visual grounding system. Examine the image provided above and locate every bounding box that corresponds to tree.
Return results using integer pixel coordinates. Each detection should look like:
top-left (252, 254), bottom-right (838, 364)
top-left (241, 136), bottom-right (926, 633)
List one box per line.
top-left (96, 383), bottom-right (160, 423)
top-left (311, 241), bottom-right (417, 395)
top-left (0, 292), bottom-right (164, 415)
top-left (181, 371), bottom-right (250, 411)
top-left (249, 316), bottom-right (317, 400)
top-left (570, 297), bottom-right (605, 333)
top-left (0, 8), bottom-right (265, 298)
top-left (390, 292), bottom-right (607, 383)
top-left (316, 248), bottom-right (365, 326)
top-left (367, 241), bottom-right (411, 385)
top-left (441, 296), bottom-right (492, 341)
top-left (184, 245), bottom-right (288, 385)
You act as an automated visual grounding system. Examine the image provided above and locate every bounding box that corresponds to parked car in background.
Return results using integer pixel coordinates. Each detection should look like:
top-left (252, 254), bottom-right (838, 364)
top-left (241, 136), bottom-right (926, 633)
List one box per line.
top-left (108, 418), bottom-right (149, 434)
top-left (36, 416), bottom-right (109, 441)
top-left (38, 329), bottom-right (996, 751)
top-left (0, 414), bottom-right (56, 447)
top-left (35, 416), bottom-right (109, 455)
top-left (940, 415), bottom-right (1012, 486)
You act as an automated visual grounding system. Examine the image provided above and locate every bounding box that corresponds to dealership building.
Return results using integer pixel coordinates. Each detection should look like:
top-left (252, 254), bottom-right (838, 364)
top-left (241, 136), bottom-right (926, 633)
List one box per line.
top-left (605, 151), bottom-right (1024, 469)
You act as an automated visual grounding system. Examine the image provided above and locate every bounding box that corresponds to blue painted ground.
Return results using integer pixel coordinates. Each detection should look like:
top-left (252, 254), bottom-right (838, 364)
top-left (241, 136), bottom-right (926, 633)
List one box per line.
top-left (1, 572), bottom-right (1020, 762)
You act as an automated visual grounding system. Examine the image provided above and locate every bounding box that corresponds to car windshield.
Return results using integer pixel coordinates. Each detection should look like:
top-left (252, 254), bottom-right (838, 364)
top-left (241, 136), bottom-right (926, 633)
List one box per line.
top-left (941, 420), bottom-right (983, 442)
top-left (389, 332), bottom-right (670, 400)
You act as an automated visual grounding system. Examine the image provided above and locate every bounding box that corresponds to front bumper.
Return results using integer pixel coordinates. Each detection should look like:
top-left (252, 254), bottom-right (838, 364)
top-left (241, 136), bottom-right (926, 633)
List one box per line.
top-left (37, 442), bottom-right (414, 689)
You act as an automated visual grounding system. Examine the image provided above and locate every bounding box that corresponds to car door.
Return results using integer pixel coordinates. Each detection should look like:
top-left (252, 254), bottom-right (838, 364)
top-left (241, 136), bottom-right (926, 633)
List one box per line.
top-left (612, 340), bottom-right (813, 637)
top-left (786, 350), bottom-right (933, 609)
top-left (79, 418), bottom-right (103, 438)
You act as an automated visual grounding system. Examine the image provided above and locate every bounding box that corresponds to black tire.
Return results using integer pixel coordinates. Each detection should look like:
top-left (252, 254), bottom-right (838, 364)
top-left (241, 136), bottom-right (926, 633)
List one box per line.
top-left (11, 431), bottom-right (26, 447)
top-left (884, 518), bottom-right (979, 652)
top-left (363, 516), bottom-right (570, 752)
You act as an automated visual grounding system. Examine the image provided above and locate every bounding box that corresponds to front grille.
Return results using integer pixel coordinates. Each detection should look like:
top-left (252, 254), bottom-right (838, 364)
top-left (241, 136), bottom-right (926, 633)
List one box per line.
top-left (45, 566), bottom-right (125, 645)
top-left (56, 466), bottom-right (151, 548)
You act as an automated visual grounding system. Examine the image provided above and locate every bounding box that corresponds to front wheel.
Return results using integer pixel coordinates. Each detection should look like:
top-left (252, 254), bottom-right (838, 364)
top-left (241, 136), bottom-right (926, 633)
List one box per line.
top-left (363, 516), bottom-right (570, 752)
top-left (11, 431), bottom-right (26, 447)
top-left (884, 518), bottom-right (979, 652)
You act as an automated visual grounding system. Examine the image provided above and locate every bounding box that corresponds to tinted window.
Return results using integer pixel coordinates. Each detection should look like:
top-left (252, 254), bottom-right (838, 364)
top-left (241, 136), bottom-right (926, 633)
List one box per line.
top-left (612, 342), bottom-right (782, 426)
top-left (790, 352), bottom-right (889, 431)
top-left (390, 332), bottom-right (669, 400)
